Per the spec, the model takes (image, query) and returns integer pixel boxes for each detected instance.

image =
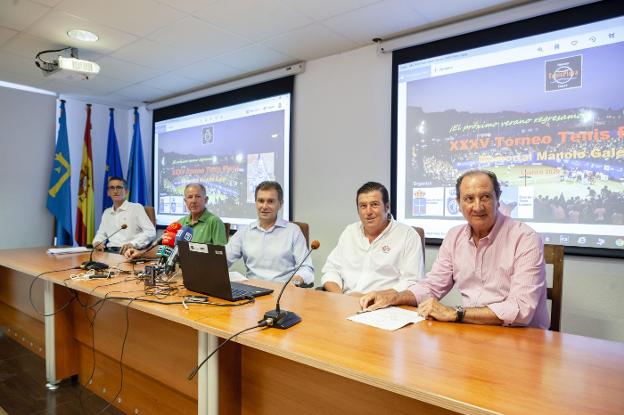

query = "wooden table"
[1,247,623,415]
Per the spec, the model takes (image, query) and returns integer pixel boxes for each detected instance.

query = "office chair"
[144,205,156,226]
[543,244,564,331]
[412,226,425,267]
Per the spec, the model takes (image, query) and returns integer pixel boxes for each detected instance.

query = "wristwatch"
[455,306,465,323]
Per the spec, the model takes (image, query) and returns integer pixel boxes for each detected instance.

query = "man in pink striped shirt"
[360,170,549,329]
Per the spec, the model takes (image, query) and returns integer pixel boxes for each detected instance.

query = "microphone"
[164,226,193,274]
[133,222,182,259]
[261,240,320,329]
[157,230,177,265]
[81,224,128,270]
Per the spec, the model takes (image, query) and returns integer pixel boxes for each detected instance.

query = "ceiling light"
[67,29,98,42]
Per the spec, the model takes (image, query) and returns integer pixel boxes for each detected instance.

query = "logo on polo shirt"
[382,245,391,253]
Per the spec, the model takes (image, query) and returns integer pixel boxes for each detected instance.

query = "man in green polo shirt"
[178,183,227,245]
[125,183,226,259]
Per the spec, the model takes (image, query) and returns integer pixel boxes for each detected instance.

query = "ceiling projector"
[35,47,100,81]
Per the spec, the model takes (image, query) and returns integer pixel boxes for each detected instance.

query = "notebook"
[177,241,274,301]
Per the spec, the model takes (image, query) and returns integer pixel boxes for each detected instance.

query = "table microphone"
[261,240,320,329]
[81,224,127,270]
[164,226,193,274]
[157,231,177,265]
[131,222,181,260]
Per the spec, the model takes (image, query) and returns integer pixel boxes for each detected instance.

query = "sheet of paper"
[229,271,247,282]
[347,307,425,331]
[47,246,90,255]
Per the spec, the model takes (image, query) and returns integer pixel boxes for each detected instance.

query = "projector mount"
[35,46,77,73]
[35,46,100,80]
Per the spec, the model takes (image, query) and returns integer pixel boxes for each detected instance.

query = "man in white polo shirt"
[92,177,155,254]
[321,182,424,296]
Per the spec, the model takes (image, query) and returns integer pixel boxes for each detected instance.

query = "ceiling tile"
[0,51,49,84]
[56,0,186,37]
[0,0,529,105]
[26,11,138,53]
[114,83,170,102]
[0,0,51,31]
[110,38,202,72]
[31,0,64,6]
[169,58,242,82]
[265,24,358,61]
[93,56,163,83]
[39,78,101,96]
[409,0,513,22]
[213,44,293,72]
[159,0,218,14]
[96,93,143,107]
[140,73,205,93]
[0,26,18,47]
[53,74,132,95]
[148,16,250,58]
[324,0,429,44]
[287,0,381,21]
[0,71,48,88]
[196,0,312,40]
[3,33,69,60]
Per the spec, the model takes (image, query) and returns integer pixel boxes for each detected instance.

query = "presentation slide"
[153,93,290,227]
[394,11,624,253]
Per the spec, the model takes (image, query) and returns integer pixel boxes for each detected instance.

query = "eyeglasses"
[108,186,125,191]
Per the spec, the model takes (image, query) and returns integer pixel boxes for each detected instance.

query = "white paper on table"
[47,246,90,255]
[347,307,425,331]
[229,271,247,282]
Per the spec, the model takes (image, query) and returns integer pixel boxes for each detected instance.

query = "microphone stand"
[261,241,319,329]
[81,224,127,270]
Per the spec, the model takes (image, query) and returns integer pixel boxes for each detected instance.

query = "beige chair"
[543,244,564,332]
[224,222,231,241]
[412,226,426,266]
[293,221,310,247]
[292,221,313,288]
[143,205,156,226]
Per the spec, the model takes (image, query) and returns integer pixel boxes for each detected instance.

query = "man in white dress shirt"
[321,182,424,296]
[226,181,314,286]
[92,177,156,254]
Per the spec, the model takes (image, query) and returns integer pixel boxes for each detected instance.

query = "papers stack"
[47,246,89,255]
[347,307,425,330]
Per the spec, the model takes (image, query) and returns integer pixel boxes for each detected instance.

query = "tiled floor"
[0,329,123,415]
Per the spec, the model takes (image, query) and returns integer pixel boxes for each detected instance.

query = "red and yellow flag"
[75,104,95,246]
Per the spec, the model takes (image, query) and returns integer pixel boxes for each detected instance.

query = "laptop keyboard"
[231,287,249,299]
[230,281,267,300]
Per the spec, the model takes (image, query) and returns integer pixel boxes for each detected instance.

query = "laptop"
[177,241,274,301]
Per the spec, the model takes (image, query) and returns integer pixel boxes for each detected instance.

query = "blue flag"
[103,108,124,210]
[46,100,73,246]
[127,107,148,205]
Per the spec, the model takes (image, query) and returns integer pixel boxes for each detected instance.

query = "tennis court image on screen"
[394,12,624,251]
[153,94,291,227]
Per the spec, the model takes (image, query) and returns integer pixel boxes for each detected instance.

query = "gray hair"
[455,170,501,200]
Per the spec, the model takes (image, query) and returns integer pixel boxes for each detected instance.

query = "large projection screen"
[153,77,293,228]
[392,1,624,258]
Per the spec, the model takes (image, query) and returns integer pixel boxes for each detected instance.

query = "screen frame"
[390,0,624,258]
[152,76,294,229]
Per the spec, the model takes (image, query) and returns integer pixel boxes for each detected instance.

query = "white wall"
[293,45,393,270]
[0,88,153,249]
[0,86,56,249]
[291,44,624,343]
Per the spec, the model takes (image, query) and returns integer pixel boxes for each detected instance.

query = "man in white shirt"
[321,182,424,296]
[92,177,156,254]
[226,181,314,286]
